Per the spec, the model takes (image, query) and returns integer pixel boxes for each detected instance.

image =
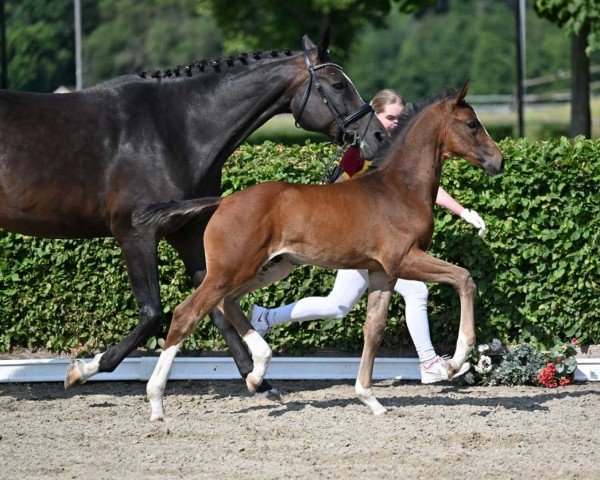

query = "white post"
[74,0,83,90]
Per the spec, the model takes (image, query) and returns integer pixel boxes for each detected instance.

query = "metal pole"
[515,0,525,137]
[0,0,7,89]
[74,0,82,90]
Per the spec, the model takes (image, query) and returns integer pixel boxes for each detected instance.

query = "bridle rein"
[294,49,375,147]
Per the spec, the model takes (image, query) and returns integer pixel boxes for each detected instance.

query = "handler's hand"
[460,209,486,236]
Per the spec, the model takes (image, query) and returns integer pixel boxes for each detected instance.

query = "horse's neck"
[178,58,302,164]
[383,114,444,208]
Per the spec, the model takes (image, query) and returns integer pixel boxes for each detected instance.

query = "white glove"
[460,209,486,236]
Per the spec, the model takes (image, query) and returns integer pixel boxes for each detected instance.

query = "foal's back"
[203,175,420,272]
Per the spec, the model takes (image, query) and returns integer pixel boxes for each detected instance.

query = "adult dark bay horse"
[0,31,386,394]
[135,81,504,420]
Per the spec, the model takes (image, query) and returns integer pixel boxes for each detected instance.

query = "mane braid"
[135,48,295,81]
[368,86,458,169]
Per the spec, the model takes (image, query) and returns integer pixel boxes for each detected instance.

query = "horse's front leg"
[396,247,477,377]
[65,228,163,389]
[355,272,394,415]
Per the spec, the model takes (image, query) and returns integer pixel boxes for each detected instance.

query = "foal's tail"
[132,197,222,233]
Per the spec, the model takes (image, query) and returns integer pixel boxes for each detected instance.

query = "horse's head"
[439,81,504,176]
[291,29,387,160]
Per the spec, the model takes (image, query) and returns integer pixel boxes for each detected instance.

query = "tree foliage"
[84,0,223,85]
[208,0,391,60]
[4,0,582,100]
[348,0,572,100]
[534,0,600,53]
[5,0,98,92]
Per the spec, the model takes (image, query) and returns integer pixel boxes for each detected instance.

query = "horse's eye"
[332,82,345,91]
[467,120,477,130]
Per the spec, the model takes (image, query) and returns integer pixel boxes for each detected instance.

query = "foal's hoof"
[149,413,165,422]
[64,359,86,390]
[254,389,283,406]
[245,373,263,394]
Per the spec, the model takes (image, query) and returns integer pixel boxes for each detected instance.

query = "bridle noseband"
[294,50,375,147]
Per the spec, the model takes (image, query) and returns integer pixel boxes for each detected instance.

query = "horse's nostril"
[374,131,385,143]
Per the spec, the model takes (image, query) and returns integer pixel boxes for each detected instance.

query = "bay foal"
[135,81,504,419]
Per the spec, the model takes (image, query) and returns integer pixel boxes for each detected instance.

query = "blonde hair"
[370,89,405,115]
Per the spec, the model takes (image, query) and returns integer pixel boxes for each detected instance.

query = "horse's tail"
[132,197,222,233]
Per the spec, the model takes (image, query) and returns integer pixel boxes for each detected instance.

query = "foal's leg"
[166,225,278,397]
[220,258,296,395]
[65,229,163,389]
[355,272,394,415]
[146,275,226,421]
[221,298,272,394]
[396,248,477,376]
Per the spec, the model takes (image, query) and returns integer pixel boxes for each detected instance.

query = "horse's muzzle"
[482,155,505,176]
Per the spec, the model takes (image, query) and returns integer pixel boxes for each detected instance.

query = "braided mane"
[136,48,295,80]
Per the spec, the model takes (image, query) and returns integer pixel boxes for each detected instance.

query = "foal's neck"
[381,110,445,208]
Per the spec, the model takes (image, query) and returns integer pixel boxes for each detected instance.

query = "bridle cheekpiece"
[295,49,375,147]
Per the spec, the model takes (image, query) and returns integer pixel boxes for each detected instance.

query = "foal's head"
[437,81,504,176]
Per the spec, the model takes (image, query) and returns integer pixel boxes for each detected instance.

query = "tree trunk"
[570,21,591,138]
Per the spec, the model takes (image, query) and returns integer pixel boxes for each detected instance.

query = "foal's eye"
[467,120,478,130]
[332,82,345,91]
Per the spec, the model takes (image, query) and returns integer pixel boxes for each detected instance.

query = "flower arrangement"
[463,339,579,387]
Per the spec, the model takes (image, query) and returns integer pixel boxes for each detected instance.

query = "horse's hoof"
[149,413,164,422]
[245,373,262,394]
[372,405,388,416]
[254,388,283,406]
[64,359,85,390]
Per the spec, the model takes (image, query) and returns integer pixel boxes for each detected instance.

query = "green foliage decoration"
[0,138,598,355]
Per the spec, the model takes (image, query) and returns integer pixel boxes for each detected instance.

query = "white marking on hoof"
[146,343,181,421]
[355,379,387,415]
[64,353,103,390]
[245,373,260,394]
[149,399,165,422]
[451,332,473,374]
[253,389,283,406]
[243,331,272,392]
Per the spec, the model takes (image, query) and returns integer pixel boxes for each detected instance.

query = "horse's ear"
[452,79,471,104]
[302,34,317,51]
[317,26,331,62]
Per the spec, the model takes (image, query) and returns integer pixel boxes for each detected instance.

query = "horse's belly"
[0,191,109,238]
[0,211,110,238]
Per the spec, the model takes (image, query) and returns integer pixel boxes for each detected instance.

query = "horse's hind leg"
[146,275,226,421]
[396,248,476,377]
[355,272,394,415]
[166,225,279,398]
[65,230,163,389]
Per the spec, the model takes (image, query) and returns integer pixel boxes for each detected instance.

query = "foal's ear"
[451,79,471,104]
[317,26,331,62]
[302,34,317,51]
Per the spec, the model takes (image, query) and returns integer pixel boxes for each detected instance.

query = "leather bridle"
[294,49,375,147]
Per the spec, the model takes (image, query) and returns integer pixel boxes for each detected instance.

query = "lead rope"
[320,142,350,184]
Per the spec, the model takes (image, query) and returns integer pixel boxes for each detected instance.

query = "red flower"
[571,338,579,346]
[537,364,558,388]
[559,377,571,386]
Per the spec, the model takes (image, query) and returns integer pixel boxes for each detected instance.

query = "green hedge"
[1,138,598,354]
